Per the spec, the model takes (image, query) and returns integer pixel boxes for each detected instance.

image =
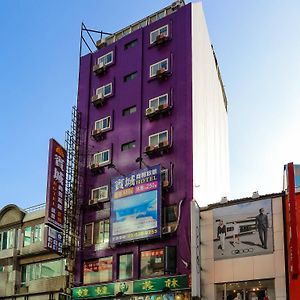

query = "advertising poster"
[213,198,273,260]
[110,165,161,243]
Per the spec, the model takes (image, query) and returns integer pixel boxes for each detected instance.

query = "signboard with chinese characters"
[44,225,63,254]
[45,138,67,231]
[110,165,161,244]
[72,275,189,299]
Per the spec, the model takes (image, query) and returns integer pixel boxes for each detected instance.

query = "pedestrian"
[255,208,268,249]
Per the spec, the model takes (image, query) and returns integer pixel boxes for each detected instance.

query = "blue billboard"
[110,165,161,243]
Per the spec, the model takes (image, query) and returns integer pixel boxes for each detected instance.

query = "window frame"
[118,253,133,280]
[0,229,15,251]
[84,223,94,246]
[97,51,114,67]
[140,248,164,278]
[93,149,111,166]
[148,130,168,147]
[122,106,137,116]
[124,39,138,50]
[94,219,110,247]
[94,116,111,132]
[95,83,113,98]
[149,94,168,110]
[150,25,169,45]
[121,140,136,151]
[91,185,109,203]
[149,59,169,78]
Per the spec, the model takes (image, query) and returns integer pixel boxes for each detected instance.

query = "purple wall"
[75,4,193,285]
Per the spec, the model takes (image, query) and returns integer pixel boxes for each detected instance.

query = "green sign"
[72,275,189,299]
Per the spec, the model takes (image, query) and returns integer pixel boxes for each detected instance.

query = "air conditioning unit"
[93,62,106,74]
[89,199,96,205]
[90,163,97,169]
[91,93,104,103]
[146,107,155,116]
[96,39,107,49]
[171,1,182,10]
[163,226,172,234]
[92,128,102,136]
[158,103,168,111]
[156,34,168,45]
[156,68,166,76]
[159,140,169,148]
[145,145,155,152]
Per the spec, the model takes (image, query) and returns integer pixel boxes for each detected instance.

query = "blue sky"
[0,0,300,209]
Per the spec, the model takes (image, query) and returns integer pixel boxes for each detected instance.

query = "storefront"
[72,275,190,300]
[200,194,286,300]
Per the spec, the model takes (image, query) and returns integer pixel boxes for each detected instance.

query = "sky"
[0,0,300,209]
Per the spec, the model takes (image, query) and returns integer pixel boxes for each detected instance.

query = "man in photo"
[217,220,226,255]
[255,208,268,249]
[233,221,240,245]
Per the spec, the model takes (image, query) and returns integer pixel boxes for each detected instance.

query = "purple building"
[72,1,229,299]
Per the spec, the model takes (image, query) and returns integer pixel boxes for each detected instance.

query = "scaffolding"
[64,106,81,291]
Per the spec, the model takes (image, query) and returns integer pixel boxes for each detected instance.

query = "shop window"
[83,257,113,284]
[90,185,109,205]
[97,51,113,66]
[149,130,168,147]
[124,39,138,50]
[122,140,136,151]
[123,105,137,116]
[140,249,164,277]
[84,223,94,246]
[23,224,43,247]
[150,25,169,45]
[94,219,110,247]
[21,259,66,284]
[0,229,14,250]
[149,59,168,78]
[118,253,133,280]
[124,71,137,82]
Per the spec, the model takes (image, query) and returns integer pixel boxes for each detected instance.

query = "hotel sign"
[45,138,67,231]
[110,165,161,244]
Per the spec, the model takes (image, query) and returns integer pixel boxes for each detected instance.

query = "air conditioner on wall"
[146,107,155,115]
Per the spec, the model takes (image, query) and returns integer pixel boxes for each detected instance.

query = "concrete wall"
[200,196,286,299]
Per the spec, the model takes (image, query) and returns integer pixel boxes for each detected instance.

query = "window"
[149,130,168,147]
[124,71,137,82]
[94,220,109,246]
[95,116,111,132]
[165,205,177,224]
[0,265,13,282]
[84,223,94,246]
[121,141,136,151]
[150,25,168,44]
[97,51,113,66]
[140,249,164,277]
[91,185,109,203]
[0,229,14,250]
[161,168,169,183]
[23,224,43,246]
[149,94,168,110]
[119,253,133,280]
[93,149,110,166]
[124,39,138,50]
[21,259,66,284]
[123,106,137,116]
[83,257,113,284]
[150,59,168,78]
[95,83,112,98]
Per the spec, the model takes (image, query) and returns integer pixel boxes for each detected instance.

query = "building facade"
[0,204,68,300]
[200,193,287,300]
[72,1,229,299]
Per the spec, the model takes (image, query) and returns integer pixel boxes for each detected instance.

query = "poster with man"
[213,198,273,260]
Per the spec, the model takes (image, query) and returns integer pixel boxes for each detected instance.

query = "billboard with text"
[110,165,161,244]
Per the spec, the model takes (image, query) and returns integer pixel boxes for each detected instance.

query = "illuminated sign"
[45,138,67,231]
[110,165,161,243]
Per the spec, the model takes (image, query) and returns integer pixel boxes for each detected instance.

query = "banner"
[110,165,161,243]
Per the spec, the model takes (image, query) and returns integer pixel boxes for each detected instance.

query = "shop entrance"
[216,279,274,300]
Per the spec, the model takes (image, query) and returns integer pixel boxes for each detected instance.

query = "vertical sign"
[44,138,67,253]
[287,162,299,279]
[110,165,161,244]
